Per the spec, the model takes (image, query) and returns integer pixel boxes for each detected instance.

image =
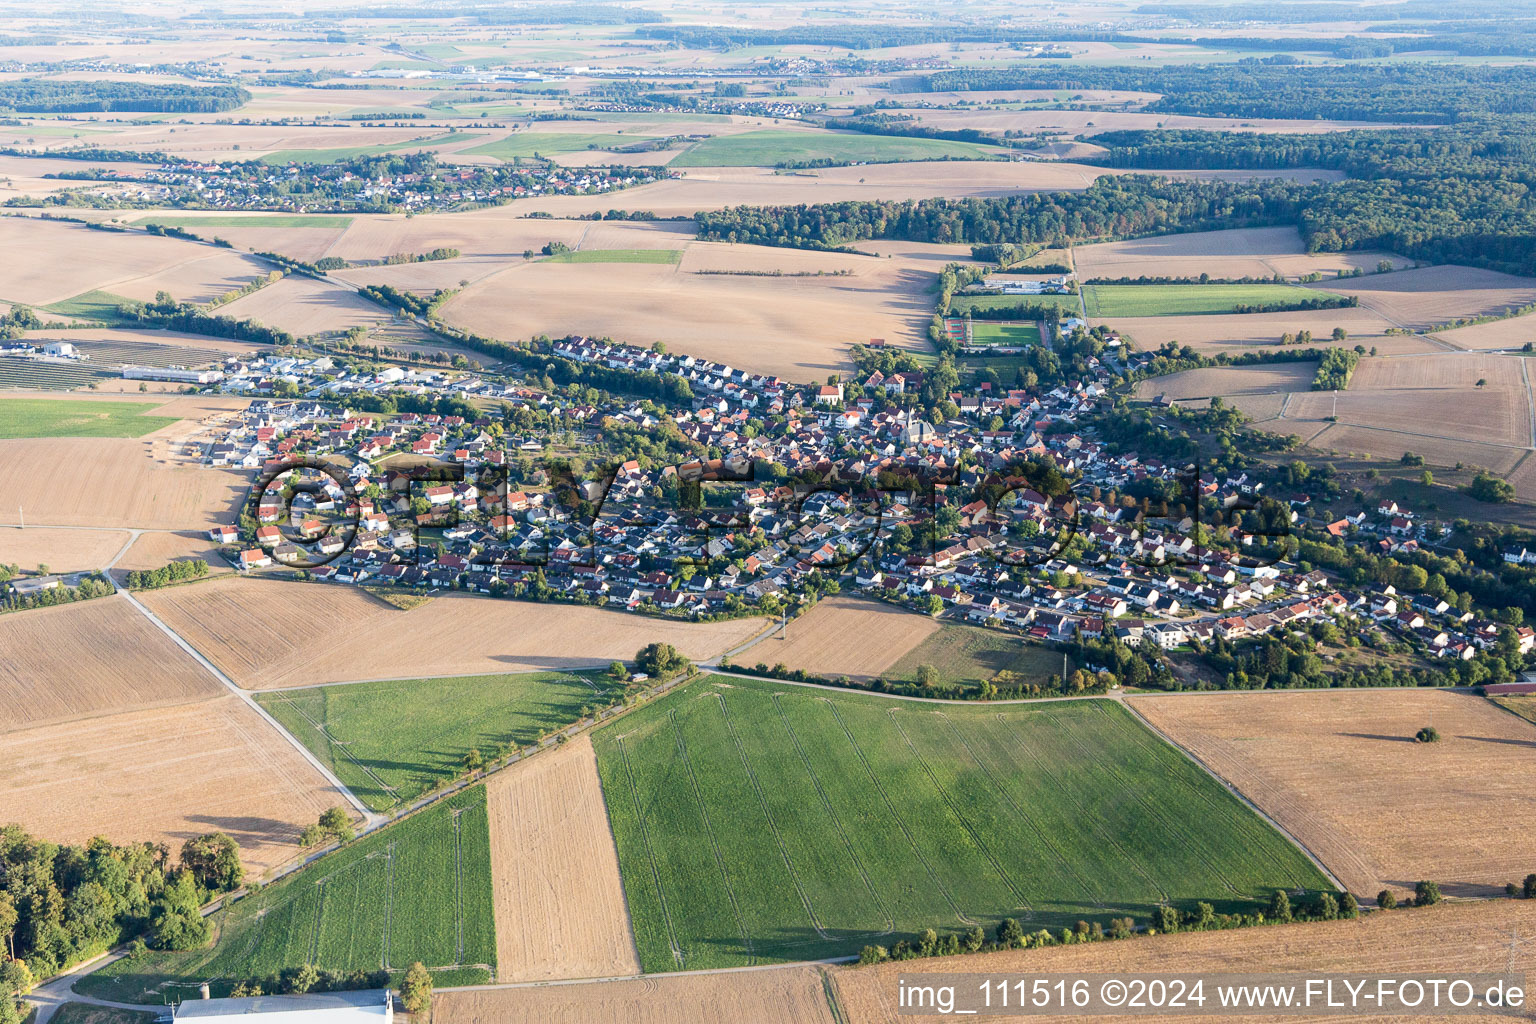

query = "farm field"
[259,131,463,165]
[669,130,1007,167]
[834,899,1536,1024]
[1132,363,1319,402]
[41,290,137,324]
[756,596,939,680]
[1082,283,1347,318]
[593,676,1328,972]
[463,132,657,161]
[0,397,180,438]
[1311,265,1536,329]
[113,528,232,574]
[0,596,221,732]
[886,625,1069,690]
[0,693,343,875]
[1491,693,1536,726]
[1099,307,1405,354]
[0,438,249,529]
[1434,311,1536,351]
[1130,689,1536,901]
[441,241,936,379]
[255,670,610,811]
[1072,227,1403,281]
[214,274,403,335]
[0,525,127,572]
[77,788,496,1003]
[542,248,681,264]
[139,576,770,688]
[437,964,838,1024]
[484,734,641,983]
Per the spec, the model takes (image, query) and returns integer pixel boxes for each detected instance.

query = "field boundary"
[1120,696,1349,894]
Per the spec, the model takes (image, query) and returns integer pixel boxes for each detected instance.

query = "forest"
[0,80,248,114]
[921,62,1536,122]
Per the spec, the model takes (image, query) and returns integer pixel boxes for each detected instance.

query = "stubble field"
[834,899,1536,1024]
[1129,690,1536,901]
[0,525,128,573]
[139,576,770,688]
[759,596,940,680]
[593,676,1327,973]
[1073,227,1402,281]
[484,734,642,983]
[1,693,343,875]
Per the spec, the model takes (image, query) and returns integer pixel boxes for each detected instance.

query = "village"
[149,332,1534,683]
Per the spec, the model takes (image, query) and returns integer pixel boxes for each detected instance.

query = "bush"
[1415,726,1441,743]
[1377,889,1398,910]
[1414,880,1442,906]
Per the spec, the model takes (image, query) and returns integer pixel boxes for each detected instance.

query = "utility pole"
[16,505,21,529]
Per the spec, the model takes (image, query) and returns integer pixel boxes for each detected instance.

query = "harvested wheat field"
[1100,308,1403,354]
[1132,363,1317,402]
[437,965,838,1024]
[1312,266,1536,329]
[0,693,342,874]
[324,213,590,263]
[110,249,271,305]
[0,217,233,307]
[140,576,770,688]
[114,529,233,574]
[761,596,939,680]
[0,526,128,573]
[485,734,640,983]
[215,274,400,335]
[0,595,221,732]
[1434,312,1536,352]
[507,161,1118,219]
[1304,422,1528,475]
[1281,385,1531,448]
[1348,352,1520,390]
[0,439,249,529]
[834,899,1536,1024]
[1074,227,1402,282]
[441,244,934,379]
[1130,690,1536,901]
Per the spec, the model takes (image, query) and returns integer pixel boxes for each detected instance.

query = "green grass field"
[129,214,355,229]
[41,290,136,324]
[260,133,462,165]
[0,398,180,439]
[669,130,1007,167]
[966,322,1042,347]
[76,789,496,1002]
[951,293,1079,316]
[463,132,656,161]
[541,248,681,265]
[593,675,1330,972]
[1082,283,1348,317]
[256,671,611,812]
[887,625,1066,688]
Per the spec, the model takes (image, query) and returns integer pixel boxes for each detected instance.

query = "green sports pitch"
[592,675,1330,972]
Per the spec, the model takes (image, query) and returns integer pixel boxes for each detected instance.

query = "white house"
[174,989,392,1023]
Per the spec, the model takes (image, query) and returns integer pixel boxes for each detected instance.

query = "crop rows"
[592,676,1329,973]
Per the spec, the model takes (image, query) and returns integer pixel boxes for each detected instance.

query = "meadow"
[1082,283,1348,317]
[255,671,613,812]
[669,130,1007,168]
[592,676,1329,973]
[886,625,1068,689]
[77,788,497,1002]
[464,133,655,161]
[950,293,1078,317]
[41,290,136,324]
[542,248,682,265]
[0,398,180,439]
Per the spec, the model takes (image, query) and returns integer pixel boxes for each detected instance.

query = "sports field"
[77,788,497,1002]
[0,398,180,439]
[255,671,614,812]
[592,676,1328,973]
[542,249,682,265]
[966,322,1041,346]
[1082,283,1348,317]
[669,130,1006,168]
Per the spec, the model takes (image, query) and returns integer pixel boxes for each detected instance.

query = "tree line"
[125,559,210,591]
[0,80,248,114]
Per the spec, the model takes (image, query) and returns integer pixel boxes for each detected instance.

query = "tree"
[1415,726,1441,743]
[1420,469,1433,486]
[916,663,940,687]
[1414,880,1442,905]
[1467,471,1515,504]
[607,660,627,681]
[150,871,212,950]
[1157,905,1181,933]
[1377,889,1397,910]
[319,806,355,843]
[181,833,244,893]
[1268,889,1292,922]
[962,925,985,952]
[996,918,1024,948]
[1523,874,1536,899]
[925,594,944,616]
[635,642,690,679]
[399,961,433,1015]
[462,748,484,772]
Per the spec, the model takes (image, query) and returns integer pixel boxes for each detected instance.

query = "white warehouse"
[173,989,393,1023]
